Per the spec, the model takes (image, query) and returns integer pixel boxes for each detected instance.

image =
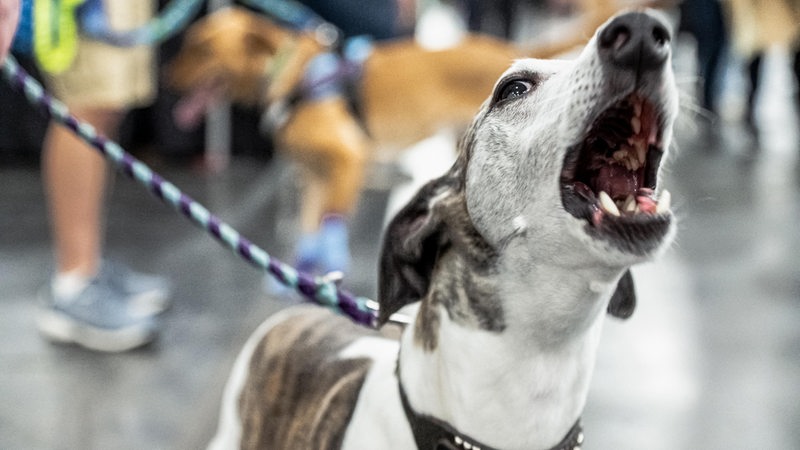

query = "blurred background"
[1,0,799,448]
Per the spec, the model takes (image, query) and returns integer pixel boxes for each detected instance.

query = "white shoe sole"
[129,290,171,317]
[36,308,157,353]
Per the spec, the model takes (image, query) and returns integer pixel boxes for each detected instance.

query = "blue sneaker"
[99,261,172,316]
[36,267,163,353]
[294,215,351,275]
[264,216,351,295]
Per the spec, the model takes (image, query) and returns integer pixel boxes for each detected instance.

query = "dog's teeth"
[628,154,640,171]
[624,195,636,213]
[635,140,647,164]
[599,191,620,216]
[634,101,642,117]
[631,116,641,134]
[656,189,671,213]
[613,150,627,162]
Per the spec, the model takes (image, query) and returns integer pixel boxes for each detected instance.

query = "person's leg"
[746,52,763,129]
[680,0,728,113]
[499,0,515,40]
[793,44,800,113]
[35,0,167,352]
[42,107,123,278]
[464,0,484,33]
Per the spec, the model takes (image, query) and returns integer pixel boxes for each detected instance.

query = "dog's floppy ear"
[607,270,636,319]
[377,178,456,325]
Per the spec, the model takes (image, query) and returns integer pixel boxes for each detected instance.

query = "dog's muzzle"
[560,11,675,255]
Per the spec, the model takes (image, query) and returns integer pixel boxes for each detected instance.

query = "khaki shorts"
[45,0,156,109]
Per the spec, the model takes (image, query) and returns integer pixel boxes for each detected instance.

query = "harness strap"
[261,35,373,134]
[398,380,585,450]
[33,0,85,74]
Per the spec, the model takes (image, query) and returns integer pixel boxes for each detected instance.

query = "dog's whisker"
[678,96,717,124]
[673,74,704,85]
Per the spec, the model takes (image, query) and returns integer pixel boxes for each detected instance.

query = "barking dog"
[209,9,678,450]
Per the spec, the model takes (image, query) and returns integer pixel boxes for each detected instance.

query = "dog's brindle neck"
[412,191,504,350]
[398,193,622,449]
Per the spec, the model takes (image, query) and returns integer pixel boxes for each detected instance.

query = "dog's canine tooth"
[634,139,647,165]
[599,191,620,216]
[631,116,641,134]
[624,195,636,213]
[634,100,643,117]
[656,189,671,213]
[628,153,640,171]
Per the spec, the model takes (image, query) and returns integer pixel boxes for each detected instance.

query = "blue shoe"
[318,215,350,274]
[293,216,351,275]
[99,261,172,316]
[36,268,162,353]
[264,216,351,295]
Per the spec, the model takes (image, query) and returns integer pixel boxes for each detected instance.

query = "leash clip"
[365,299,413,327]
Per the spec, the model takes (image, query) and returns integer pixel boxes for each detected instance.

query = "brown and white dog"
[207,9,678,450]
[167,3,670,274]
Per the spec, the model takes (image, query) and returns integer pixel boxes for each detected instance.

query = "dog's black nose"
[598,11,671,72]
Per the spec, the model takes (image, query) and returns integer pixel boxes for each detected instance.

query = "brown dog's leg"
[279,97,369,231]
[298,176,326,233]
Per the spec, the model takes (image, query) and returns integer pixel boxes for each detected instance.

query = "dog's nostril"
[599,24,631,51]
[652,24,670,47]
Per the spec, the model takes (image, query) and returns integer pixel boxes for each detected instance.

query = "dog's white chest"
[339,337,417,449]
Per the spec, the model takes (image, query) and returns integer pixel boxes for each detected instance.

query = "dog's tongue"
[173,80,226,130]
[594,164,639,199]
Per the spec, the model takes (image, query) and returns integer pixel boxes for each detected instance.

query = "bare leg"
[42,107,124,277]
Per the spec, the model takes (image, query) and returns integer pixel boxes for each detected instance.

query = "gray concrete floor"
[2,40,800,450]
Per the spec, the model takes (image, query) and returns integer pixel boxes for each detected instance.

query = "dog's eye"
[498,79,533,102]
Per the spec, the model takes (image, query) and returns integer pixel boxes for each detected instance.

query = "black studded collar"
[398,380,585,450]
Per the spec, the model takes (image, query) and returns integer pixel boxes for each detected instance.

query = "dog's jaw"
[465,15,678,271]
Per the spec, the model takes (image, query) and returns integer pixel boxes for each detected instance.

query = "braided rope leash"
[2,55,378,327]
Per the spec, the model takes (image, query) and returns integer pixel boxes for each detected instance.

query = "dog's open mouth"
[560,94,671,247]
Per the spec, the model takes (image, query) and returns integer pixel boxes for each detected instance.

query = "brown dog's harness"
[262,36,373,133]
[398,380,585,450]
